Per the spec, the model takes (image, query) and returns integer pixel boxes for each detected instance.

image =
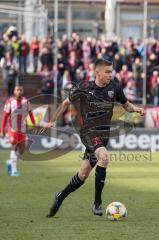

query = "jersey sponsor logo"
[92,137,103,147]
[88,91,94,96]
[0,130,158,153]
[108,91,114,98]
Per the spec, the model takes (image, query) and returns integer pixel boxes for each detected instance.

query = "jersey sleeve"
[115,84,127,104]
[29,111,36,127]
[68,86,81,102]
[27,100,32,113]
[27,100,36,127]
[3,99,11,113]
[1,99,10,133]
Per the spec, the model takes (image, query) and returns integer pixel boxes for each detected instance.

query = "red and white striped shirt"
[1,96,35,133]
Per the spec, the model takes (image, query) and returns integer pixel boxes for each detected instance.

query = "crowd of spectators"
[1,26,159,107]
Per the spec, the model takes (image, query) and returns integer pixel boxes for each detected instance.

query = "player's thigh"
[78,159,93,180]
[94,146,109,168]
[9,132,26,154]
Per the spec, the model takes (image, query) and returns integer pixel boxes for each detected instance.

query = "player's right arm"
[40,85,79,132]
[0,99,11,138]
[46,97,71,128]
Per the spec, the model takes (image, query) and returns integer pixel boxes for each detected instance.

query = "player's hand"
[38,122,56,135]
[46,122,55,128]
[0,132,5,138]
[135,107,146,116]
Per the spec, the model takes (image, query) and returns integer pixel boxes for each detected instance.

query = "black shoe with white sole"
[46,192,63,218]
[92,202,103,216]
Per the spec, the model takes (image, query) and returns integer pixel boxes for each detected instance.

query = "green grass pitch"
[0,150,159,240]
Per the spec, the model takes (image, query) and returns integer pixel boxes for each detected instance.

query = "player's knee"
[98,157,109,168]
[96,148,109,167]
[78,169,90,181]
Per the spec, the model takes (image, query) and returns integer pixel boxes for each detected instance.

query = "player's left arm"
[115,84,145,116]
[27,100,36,127]
[0,112,9,137]
[28,111,36,127]
[0,99,11,138]
[122,101,145,116]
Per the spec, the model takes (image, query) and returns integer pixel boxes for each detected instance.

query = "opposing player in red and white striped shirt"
[0,85,36,176]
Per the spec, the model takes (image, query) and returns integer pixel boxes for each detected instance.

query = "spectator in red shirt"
[19,36,30,73]
[149,70,158,93]
[119,65,130,87]
[85,63,95,82]
[30,37,39,72]
[151,76,159,106]
[67,50,79,82]
[41,65,54,95]
[124,80,137,102]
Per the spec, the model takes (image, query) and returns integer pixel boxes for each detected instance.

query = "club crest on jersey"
[108,91,114,98]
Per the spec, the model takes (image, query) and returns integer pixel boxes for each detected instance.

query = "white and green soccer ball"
[106,202,127,221]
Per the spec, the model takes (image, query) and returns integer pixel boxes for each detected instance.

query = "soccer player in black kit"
[46,59,145,217]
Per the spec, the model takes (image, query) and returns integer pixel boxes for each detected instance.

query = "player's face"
[95,65,113,85]
[14,86,24,98]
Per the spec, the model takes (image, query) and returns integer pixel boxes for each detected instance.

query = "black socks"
[59,173,84,201]
[95,165,107,204]
[57,166,106,205]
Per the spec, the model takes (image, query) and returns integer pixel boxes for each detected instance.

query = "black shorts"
[82,138,109,168]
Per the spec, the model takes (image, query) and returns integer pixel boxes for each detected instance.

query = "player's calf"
[47,160,93,217]
[78,167,91,181]
[93,147,109,214]
[47,172,85,218]
[10,149,19,176]
[78,170,89,181]
[78,159,93,181]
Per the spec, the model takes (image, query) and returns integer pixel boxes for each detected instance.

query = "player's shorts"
[8,131,27,145]
[82,137,109,168]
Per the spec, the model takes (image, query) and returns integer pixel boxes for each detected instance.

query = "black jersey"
[69,80,127,123]
[69,80,127,150]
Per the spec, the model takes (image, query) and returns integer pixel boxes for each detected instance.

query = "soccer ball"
[106,202,127,221]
